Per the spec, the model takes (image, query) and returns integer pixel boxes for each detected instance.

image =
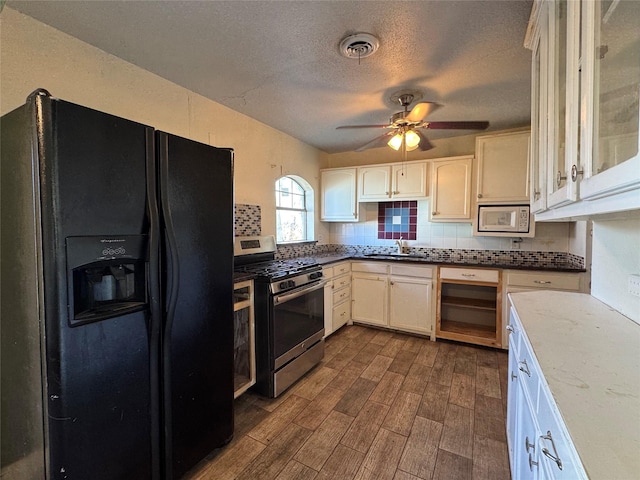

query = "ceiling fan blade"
[414,130,434,151]
[422,121,490,130]
[336,124,393,129]
[355,132,395,152]
[406,102,439,122]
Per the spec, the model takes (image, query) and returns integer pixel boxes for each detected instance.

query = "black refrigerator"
[0,90,234,479]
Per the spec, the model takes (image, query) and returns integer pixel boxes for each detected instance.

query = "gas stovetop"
[234,257,320,280]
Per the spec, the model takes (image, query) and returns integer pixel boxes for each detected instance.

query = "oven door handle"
[273,280,327,305]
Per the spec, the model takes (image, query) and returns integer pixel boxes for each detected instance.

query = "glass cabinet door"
[547,0,580,208]
[580,0,640,199]
[530,2,548,214]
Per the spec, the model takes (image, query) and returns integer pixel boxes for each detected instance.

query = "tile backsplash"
[234,203,261,236]
[330,200,573,253]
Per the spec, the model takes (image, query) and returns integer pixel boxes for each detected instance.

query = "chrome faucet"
[395,237,404,254]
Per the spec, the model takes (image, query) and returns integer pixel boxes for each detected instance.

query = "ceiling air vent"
[339,33,380,60]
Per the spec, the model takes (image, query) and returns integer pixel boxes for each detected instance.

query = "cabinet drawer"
[333,285,351,304]
[516,334,540,404]
[332,262,351,276]
[440,267,499,283]
[506,271,581,291]
[322,266,334,278]
[537,386,585,478]
[352,262,389,274]
[333,273,351,290]
[390,264,434,278]
[333,300,351,330]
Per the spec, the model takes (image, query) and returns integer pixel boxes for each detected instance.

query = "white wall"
[591,215,640,323]
[0,7,330,243]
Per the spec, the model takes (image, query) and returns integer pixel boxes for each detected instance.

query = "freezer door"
[34,94,159,479]
[157,132,234,479]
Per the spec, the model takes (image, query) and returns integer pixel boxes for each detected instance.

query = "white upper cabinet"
[475,130,531,203]
[391,162,429,199]
[320,167,358,222]
[579,0,640,201]
[358,165,391,201]
[525,0,640,220]
[430,156,473,222]
[358,161,428,202]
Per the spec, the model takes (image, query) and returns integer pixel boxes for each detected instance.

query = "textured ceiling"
[8,0,534,153]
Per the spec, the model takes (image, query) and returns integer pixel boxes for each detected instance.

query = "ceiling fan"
[336,92,490,152]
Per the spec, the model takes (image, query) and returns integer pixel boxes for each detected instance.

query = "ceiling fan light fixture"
[387,133,404,150]
[387,130,421,151]
[404,130,421,150]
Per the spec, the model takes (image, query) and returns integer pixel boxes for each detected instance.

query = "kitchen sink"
[363,253,426,259]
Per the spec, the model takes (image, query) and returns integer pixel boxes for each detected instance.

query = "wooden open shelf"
[437,319,499,347]
[440,296,496,311]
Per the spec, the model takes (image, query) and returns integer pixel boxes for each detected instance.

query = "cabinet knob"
[477,193,483,199]
[432,211,438,215]
[525,436,535,453]
[510,371,518,381]
[528,453,539,471]
[571,164,584,183]
[506,325,514,333]
[556,170,567,188]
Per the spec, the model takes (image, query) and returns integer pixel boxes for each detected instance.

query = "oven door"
[272,280,325,369]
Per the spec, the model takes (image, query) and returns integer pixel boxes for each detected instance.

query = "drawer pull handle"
[528,453,539,471]
[518,360,531,377]
[506,325,514,333]
[510,371,517,381]
[541,431,563,470]
[461,273,476,278]
[534,280,552,284]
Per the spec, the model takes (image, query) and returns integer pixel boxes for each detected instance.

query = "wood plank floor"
[187,325,511,480]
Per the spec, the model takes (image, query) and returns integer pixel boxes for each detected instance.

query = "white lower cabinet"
[351,263,388,327]
[507,305,588,479]
[352,262,435,337]
[501,270,585,348]
[388,265,434,335]
[323,262,352,337]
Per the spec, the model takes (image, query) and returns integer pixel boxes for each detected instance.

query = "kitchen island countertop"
[509,291,640,480]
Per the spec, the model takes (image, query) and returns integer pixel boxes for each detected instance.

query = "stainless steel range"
[234,235,325,397]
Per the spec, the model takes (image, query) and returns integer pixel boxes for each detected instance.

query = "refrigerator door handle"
[145,127,162,480]
[158,133,181,321]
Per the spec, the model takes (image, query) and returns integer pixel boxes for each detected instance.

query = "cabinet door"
[430,156,473,221]
[546,0,580,209]
[389,276,432,335]
[529,7,549,213]
[351,272,388,326]
[358,165,391,201]
[332,299,351,331]
[323,280,334,337]
[476,131,531,203]
[321,168,358,221]
[392,162,428,199]
[579,0,640,201]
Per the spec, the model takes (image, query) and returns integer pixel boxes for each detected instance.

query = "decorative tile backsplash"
[234,204,261,236]
[378,201,417,240]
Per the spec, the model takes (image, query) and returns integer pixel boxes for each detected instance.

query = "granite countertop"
[508,291,640,479]
[308,252,586,273]
[233,271,256,283]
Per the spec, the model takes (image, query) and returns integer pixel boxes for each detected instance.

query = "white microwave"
[474,205,534,237]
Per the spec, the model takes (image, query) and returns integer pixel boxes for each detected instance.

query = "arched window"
[275,175,314,243]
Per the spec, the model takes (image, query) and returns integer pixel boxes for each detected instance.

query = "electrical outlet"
[629,274,640,297]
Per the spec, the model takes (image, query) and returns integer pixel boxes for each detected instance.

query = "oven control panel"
[270,269,324,294]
